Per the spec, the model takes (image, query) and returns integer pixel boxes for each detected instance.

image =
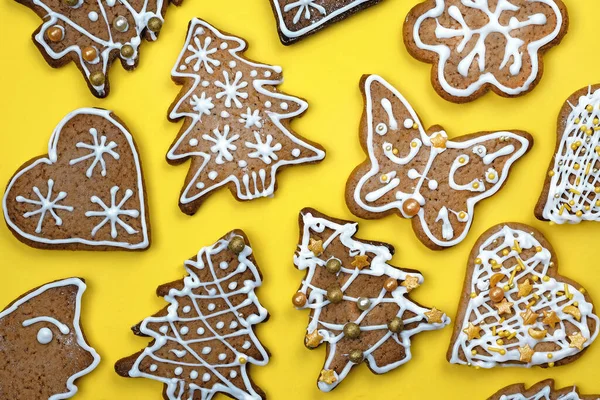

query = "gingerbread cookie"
[16,0,169,97]
[167,19,326,215]
[115,230,270,400]
[536,85,600,224]
[346,75,532,250]
[3,108,150,250]
[448,223,599,368]
[488,379,599,400]
[404,0,568,103]
[268,0,382,45]
[293,208,450,392]
[0,278,100,399]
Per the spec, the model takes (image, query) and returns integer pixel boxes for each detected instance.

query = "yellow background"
[0,0,598,398]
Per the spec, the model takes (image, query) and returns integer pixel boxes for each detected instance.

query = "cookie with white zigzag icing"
[488,379,599,400]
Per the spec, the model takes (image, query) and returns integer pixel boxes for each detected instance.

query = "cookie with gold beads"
[293,208,449,392]
[448,222,599,368]
[346,74,533,250]
[487,379,599,400]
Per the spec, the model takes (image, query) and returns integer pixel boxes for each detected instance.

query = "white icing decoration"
[352,75,531,248]
[189,139,199,147]
[88,11,98,22]
[245,133,282,164]
[499,385,584,400]
[85,186,140,238]
[215,71,248,108]
[190,92,214,119]
[449,226,600,368]
[185,36,220,73]
[2,278,100,399]
[123,233,269,400]
[295,211,450,392]
[292,149,301,157]
[411,0,564,99]
[69,128,120,178]
[15,179,74,233]
[240,108,262,129]
[202,125,239,164]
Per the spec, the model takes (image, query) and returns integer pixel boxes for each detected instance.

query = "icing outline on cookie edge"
[2,108,149,249]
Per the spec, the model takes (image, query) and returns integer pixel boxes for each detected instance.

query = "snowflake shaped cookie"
[268,0,384,45]
[167,19,325,215]
[3,108,150,250]
[448,223,599,368]
[404,0,568,102]
[116,230,270,400]
[293,208,449,392]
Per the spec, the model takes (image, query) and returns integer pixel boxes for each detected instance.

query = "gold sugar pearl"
[547,353,553,359]
[475,258,482,265]
[120,44,135,58]
[411,141,418,148]
[535,246,543,252]
[587,105,594,112]
[239,356,247,364]
[532,276,539,282]
[392,148,399,155]
[228,236,246,254]
[471,349,477,356]
[46,26,63,42]
[502,249,509,256]
[574,164,581,170]
[472,182,480,189]
[496,339,504,345]
[82,46,98,62]
[292,292,307,307]
[576,211,583,217]
[470,292,477,299]
[543,276,550,282]
[89,71,105,87]
[147,16,163,33]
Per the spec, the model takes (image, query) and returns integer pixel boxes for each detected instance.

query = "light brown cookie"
[346,74,532,250]
[16,0,169,97]
[293,208,449,392]
[403,0,569,103]
[0,278,100,399]
[448,223,599,368]
[3,108,150,250]
[115,230,270,400]
[166,18,325,215]
[268,0,382,45]
[488,379,599,400]
[535,84,600,224]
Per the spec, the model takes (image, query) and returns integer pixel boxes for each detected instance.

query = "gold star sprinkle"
[493,298,513,315]
[351,255,370,270]
[462,323,481,341]
[308,238,324,256]
[305,330,323,349]
[518,344,535,363]
[319,369,337,385]
[542,310,561,329]
[401,275,420,292]
[430,133,448,149]
[569,332,586,350]
[520,309,539,325]
[425,307,444,324]
[517,279,533,298]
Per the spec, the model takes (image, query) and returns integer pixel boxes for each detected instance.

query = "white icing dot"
[182,306,191,313]
[242,341,251,349]
[195,28,205,35]
[37,327,53,344]
[197,327,205,335]
[190,370,198,379]
[218,353,227,361]
[189,138,198,146]
[428,180,438,190]
[159,326,169,334]
[203,373,211,382]
[265,101,272,108]
[291,149,300,157]
[221,111,230,118]
[202,346,211,354]
[196,182,205,189]
[238,160,248,168]
[220,261,229,269]
[229,61,236,68]
[208,303,216,311]
[174,367,183,376]
[208,171,218,180]
[180,326,189,335]
[228,282,238,290]
[220,42,228,50]
[207,288,217,296]
[179,65,187,71]
[264,71,272,78]
[149,364,158,372]
[403,118,414,129]
[230,371,238,378]
[280,102,288,110]
[202,80,210,87]
[216,321,225,329]
[88,11,98,22]
[230,321,238,329]
[250,70,257,77]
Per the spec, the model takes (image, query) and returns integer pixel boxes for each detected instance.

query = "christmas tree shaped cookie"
[0,278,100,399]
[167,19,325,215]
[16,0,169,97]
[3,108,150,250]
[488,379,599,400]
[346,75,532,250]
[292,208,450,392]
[115,230,270,400]
[536,85,600,224]
[449,223,599,368]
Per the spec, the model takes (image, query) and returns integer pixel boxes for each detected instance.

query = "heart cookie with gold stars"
[448,222,599,368]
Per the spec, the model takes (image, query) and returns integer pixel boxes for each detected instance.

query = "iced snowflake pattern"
[85,186,140,238]
[15,179,74,233]
[284,0,327,24]
[240,108,262,129]
[203,125,240,164]
[185,35,220,74]
[190,92,215,119]
[69,128,120,178]
[215,71,249,108]
[245,132,282,164]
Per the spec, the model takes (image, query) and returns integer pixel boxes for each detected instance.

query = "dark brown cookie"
[3,108,150,251]
[403,0,569,103]
[115,230,270,400]
[346,74,532,250]
[488,379,599,400]
[448,223,598,368]
[15,0,169,97]
[166,18,325,215]
[292,208,449,392]
[535,84,600,224]
[0,278,100,399]
[268,0,382,45]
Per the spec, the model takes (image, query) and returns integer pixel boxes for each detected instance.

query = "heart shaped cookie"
[448,223,598,368]
[3,108,150,250]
